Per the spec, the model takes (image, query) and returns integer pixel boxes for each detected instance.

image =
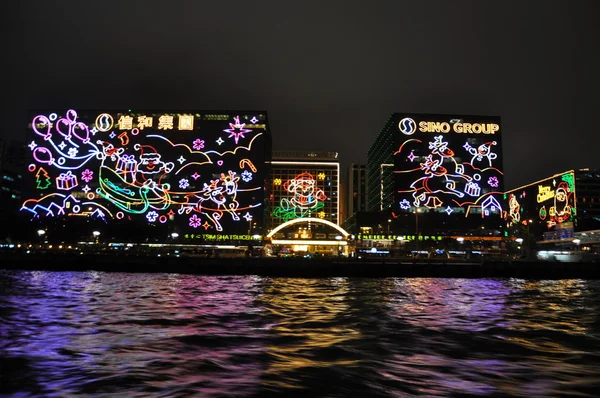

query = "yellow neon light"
[271,239,348,246]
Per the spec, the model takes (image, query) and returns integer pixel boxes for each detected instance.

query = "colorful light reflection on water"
[1,271,599,397]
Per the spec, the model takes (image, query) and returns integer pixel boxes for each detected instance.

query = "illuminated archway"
[267,217,349,238]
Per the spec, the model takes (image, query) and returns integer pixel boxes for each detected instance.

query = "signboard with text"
[393,113,504,231]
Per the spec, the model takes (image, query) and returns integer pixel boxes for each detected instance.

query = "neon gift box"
[56,171,78,190]
[116,154,137,182]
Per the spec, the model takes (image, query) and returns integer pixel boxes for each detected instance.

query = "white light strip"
[271,239,348,246]
[266,217,350,237]
[272,160,340,224]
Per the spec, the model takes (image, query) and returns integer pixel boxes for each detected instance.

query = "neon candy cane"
[239,159,257,172]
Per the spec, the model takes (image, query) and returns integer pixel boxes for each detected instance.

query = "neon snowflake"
[189,214,202,228]
[399,199,411,210]
[241,170,253,182]
[223,115,252,144]
[67,147,78,157]
[146,211,159,222]
[81,169,93,182]
[179,178,190,189]
[192,139,205,150]
[488,176,499,188]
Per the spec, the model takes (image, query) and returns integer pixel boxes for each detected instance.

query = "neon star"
[90,127,98,136]
[250,116,258,124]
[399,199,411,210]
[58,142,67,150]
[177,156,186,164]
[191,172,200,180]
[445,206,454,215]
[216,137,224,145]
[243,212,253,221]
[223,115,252,144]
[408,152,416,162]
[28,141,37,150]
[167,209,175,217]
[202,221,211,230]
[82,185,91,193]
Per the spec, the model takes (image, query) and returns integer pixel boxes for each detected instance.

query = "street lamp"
[387,219,392,235]
[335,235,343,256]
[515,238,524,257]
[414,207,422,250]
[573,239,581,250]
[92,230,100,244]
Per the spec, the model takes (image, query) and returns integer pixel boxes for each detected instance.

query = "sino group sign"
[22,110,270,237]
[394,113,504,223]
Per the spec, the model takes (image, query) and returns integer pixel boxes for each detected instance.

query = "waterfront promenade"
[3,250,600,279]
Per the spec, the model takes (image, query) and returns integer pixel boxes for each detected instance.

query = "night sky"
[4,0,599,189]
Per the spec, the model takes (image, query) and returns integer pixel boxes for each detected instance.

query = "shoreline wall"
[3,252,600,279]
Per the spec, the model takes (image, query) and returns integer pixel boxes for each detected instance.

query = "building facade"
[365,113,505,245]
[22,109,271,243]
[268,150,340,229]
[504,168,600,245]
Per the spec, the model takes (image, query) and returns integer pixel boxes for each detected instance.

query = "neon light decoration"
[393,114,504,220]
[504,170,576,233]
[273,172,327,222]
[22,110,269,237]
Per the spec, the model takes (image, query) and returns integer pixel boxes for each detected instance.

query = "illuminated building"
[367,113,505,240]
[504,169,600,247]
[268,150,340,229]
[21,110,271,243]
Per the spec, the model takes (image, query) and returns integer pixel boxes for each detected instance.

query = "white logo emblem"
[398,117,417,135]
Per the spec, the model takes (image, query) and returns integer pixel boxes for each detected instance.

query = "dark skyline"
[4,0,599,189]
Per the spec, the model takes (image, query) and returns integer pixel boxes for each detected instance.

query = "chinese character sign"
[22,110,269,236]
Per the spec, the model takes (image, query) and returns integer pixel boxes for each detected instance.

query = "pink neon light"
[32,147,54,165]
[189,214,202,228]
[223,116,251,144]
[32,115,52,141]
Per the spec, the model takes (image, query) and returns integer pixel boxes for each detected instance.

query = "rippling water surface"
[1,270,600,397]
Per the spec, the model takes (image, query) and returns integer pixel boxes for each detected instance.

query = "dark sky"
[3,0,599,189]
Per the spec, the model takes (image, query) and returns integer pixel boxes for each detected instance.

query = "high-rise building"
[343,163,367,232]
[366,115,395,212]
[367,113,505,237]
[268,150,340,229]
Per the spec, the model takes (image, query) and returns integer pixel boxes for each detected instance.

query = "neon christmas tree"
[35,167,51,190]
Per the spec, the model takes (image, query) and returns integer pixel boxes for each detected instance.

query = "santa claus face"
[138,153,163,174]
